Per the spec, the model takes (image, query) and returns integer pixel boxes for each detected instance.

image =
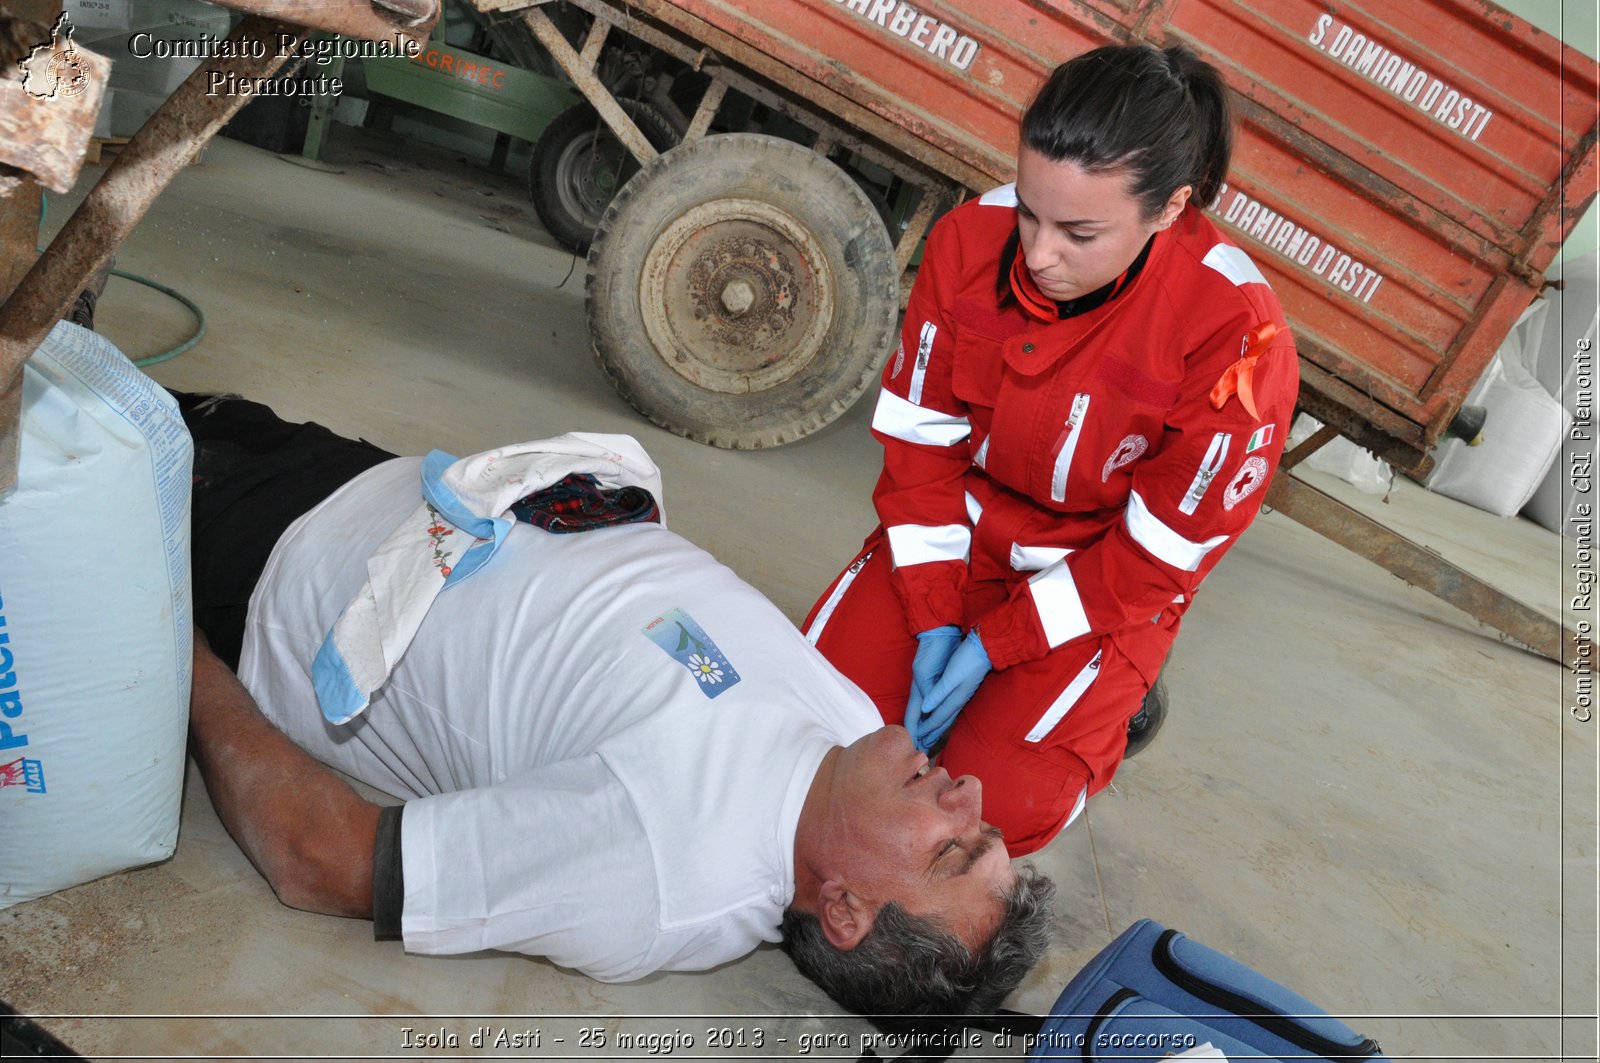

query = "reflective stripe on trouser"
[802,535,1157,857]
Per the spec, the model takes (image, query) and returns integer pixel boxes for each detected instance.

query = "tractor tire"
[530,99,679,255]
[585,134,899,449]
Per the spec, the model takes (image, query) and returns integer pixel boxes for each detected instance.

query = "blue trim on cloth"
[313,625,367,724]
[421,449,511,587]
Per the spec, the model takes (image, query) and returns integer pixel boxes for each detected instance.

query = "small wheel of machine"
[585,134,899,449]
[530,100,679,255]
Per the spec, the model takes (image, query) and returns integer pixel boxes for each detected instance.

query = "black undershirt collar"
[996,229,1157,320]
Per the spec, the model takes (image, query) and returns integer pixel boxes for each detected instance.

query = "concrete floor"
[2,129,1594,1063]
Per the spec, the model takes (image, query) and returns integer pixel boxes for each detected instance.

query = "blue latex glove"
[906,625,963,725]
[910,629,991,752]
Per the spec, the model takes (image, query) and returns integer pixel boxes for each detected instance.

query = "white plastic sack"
[0,322,193,909]
[1521,251,1598,537]
[1424,301,1572,518]
[1285,414,1393,495]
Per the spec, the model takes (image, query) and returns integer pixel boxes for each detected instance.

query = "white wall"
[1497,0,1598,262]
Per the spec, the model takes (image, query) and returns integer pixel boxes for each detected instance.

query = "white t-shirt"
[238,458,880,981]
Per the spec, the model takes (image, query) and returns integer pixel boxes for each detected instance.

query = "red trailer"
[495,0,1595,468]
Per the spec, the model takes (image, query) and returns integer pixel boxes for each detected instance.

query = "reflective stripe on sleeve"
[1202,243,1268,287]
[979,183,1018,207]
[1125,491,1230,572]
[804,551,872,645]
[964,491,984,527]
[1028,561,1091,648]
[886,523,971,567]
[872,388,971,447]
[1009,543,1072,572]
[973,434,990,468]
[1024,649,1102,742]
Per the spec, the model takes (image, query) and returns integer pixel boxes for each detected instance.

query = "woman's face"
[1013,146,1191,302]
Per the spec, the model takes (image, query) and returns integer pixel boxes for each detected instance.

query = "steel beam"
[1266,473,1586,666]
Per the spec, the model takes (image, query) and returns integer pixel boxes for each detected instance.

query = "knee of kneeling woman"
[944,741,1089,858]
[993,780,1088,857]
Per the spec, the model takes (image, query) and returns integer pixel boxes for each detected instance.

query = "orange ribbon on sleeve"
[1208,322,1283,419]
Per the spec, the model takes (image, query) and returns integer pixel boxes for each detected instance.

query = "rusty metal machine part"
[213,0,437,49]
[639,199,835,394]
[0,0,441,495]
[512,0,956,278]
[0,7,110,197]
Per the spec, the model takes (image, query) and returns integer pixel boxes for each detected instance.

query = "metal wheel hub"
[557,134,627,224]
[639,199,835,394]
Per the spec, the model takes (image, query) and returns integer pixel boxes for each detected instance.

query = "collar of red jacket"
[1000,227,1158,323]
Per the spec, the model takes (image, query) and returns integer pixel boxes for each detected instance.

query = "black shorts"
[177,393,407,939]
[177,392,397,671]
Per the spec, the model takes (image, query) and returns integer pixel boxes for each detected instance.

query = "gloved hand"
[909,629,991,752]
[906,625,963,724]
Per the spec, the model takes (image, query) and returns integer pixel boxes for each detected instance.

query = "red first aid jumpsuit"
[804,187,1299,855]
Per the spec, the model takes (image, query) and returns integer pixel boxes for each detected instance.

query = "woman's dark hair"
[1021,43,1233,219]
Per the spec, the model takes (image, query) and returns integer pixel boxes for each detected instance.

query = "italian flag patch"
[1246,425,1274,453]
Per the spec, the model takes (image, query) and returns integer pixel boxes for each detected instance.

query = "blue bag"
[1025,919,1388,1061]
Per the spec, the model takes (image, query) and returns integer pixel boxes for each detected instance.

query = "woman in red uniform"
[804,43,1299,856]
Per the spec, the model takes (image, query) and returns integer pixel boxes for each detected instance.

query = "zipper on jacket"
[804,551,871,645]
[1179,433,1231,515]
[910,321,936,405]
[1151,929,1383,1061]
[1049,393,1091,503]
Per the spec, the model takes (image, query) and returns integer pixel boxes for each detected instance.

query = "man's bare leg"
[189,628,381,918]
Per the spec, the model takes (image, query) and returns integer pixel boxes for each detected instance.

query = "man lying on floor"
[178,393,1055,1024]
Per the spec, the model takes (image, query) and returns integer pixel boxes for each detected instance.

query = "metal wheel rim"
[637,198,836,394]
[554,129,629,230]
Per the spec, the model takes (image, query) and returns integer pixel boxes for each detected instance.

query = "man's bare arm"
[189,629,382,918]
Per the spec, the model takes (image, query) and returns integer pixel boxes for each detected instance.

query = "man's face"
[827,726,1015,950]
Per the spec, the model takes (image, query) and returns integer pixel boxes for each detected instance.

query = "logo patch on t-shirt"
[643,608,742,698]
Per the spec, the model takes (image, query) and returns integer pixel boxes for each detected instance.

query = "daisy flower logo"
[687,653,724,685]
[643,608,742,699]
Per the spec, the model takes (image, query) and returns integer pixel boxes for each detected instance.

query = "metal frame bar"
[684,74,728,142]
[1266,472,1586,666]
[577,14,610,69]
[1279,422,1342,471]
[557,0,956,190]
[895,185,950,276]
[521,6,659,165]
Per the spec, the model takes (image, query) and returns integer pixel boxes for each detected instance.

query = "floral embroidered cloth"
[313,434,665,725]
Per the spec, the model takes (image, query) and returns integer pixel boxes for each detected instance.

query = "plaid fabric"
[510,472,660,533]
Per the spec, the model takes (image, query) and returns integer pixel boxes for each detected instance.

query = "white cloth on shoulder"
[312,433,665,724]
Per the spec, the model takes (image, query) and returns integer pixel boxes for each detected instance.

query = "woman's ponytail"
[1021,43,1234,219]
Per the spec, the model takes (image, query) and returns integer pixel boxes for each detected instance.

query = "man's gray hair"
[780,864,1056,1030]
